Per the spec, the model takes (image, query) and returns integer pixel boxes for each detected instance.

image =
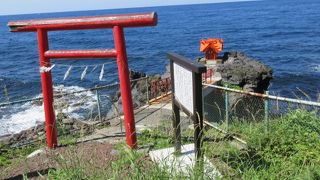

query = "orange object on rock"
[200,39,224,60]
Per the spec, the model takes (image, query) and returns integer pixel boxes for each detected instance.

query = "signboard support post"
[193,70,204,161]
[172,103,181,154]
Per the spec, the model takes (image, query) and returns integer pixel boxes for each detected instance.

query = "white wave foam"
[0,85,97,136]
[312,65,320,72]
[0,103,44,136]
[54,84,96,120]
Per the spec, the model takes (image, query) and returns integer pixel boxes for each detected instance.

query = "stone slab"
[149,144,221,179]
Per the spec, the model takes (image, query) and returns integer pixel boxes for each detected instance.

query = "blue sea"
[0,0,319,135]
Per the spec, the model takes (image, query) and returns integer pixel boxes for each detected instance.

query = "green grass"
[107,148,171,179]
[45,124,208,180]
[221,82,243,90]
[205,109,320,179]
[0,142,41,168]
[138,129,172,148]
[1,109,320,179]
[0,120,91,169]
[46,144,213,180]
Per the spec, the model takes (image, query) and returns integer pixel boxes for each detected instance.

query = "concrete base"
[149,144,221,179]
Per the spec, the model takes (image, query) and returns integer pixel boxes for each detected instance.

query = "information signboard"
[167,53,206,161]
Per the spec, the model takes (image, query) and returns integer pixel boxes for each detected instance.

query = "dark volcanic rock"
[0,114,94,146]
[107,70,150,118]
[217,51,273,93]
[130,70,146,80]
[107,69,165,118]
[203,52,273,123]
[0,123,45,146]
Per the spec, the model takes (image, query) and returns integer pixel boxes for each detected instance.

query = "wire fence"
[3,75,320,149]
[0,76,173,148]
[202,83,320,132]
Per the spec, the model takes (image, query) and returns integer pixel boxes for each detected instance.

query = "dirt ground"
[0,142,116,180]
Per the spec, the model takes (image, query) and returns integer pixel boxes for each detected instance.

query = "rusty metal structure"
[148,69,215,101]
[8,12,158,149]
[202,69,214,84]
[150,77,171,100]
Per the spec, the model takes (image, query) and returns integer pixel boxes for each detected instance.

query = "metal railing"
[202,83,320,132]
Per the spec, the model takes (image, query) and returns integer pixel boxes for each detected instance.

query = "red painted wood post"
[37,29,57,149]
[113,26,137,149]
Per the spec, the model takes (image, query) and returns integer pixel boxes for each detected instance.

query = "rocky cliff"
[202,51,273,123]
[106,70,161,118]
[217,51,272,93]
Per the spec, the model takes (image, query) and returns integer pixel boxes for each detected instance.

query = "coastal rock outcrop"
[202,51,273,123]
[217,51,272,93]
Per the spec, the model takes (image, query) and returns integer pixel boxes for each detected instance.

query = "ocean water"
[0,0,319,135]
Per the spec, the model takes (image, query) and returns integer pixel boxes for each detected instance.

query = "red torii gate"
[8,12,158,149]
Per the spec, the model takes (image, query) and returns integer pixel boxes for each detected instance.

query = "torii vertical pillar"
[37,29,57,148]
[114,26,137,148]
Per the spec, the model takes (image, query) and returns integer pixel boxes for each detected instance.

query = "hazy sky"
[1,0,252,15]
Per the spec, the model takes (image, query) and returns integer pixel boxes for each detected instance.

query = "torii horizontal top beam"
[8,12,157,32]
